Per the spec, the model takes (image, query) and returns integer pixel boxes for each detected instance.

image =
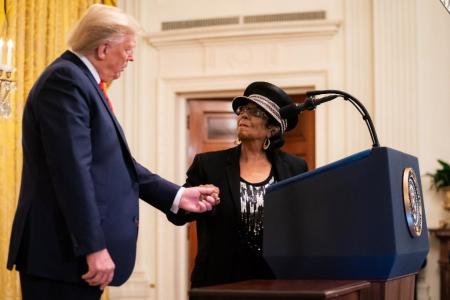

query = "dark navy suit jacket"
[7,51,180,286]
[167,146,308,287]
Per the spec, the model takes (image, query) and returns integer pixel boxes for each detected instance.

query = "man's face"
[99,34,135,83]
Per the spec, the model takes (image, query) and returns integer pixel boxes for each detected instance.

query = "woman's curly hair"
[265,118,285,152]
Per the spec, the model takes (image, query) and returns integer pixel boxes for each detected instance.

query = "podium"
[261,147,429,299]
[188,148,427,300]
[190,279,371,300]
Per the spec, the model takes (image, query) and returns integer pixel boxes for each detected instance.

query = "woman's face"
[236,103,271,142]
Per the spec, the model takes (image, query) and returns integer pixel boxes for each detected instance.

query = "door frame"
[153,72,330,298]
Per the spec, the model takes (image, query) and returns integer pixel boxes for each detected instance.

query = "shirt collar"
[71,50,101,84]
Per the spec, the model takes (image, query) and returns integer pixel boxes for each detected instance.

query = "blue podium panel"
[263,147,428,280]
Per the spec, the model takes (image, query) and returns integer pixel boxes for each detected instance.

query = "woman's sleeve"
[166,154,206,225]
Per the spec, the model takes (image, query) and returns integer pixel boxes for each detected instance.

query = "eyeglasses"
[236,105,269,119]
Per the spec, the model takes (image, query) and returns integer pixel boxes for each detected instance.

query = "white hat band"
[246,94,288,133]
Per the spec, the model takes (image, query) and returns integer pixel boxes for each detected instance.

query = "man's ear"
[96,43,108,60]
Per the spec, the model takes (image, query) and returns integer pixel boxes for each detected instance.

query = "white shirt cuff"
[170,187,185,214]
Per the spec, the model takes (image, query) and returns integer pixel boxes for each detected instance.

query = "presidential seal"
[402,167,423,237]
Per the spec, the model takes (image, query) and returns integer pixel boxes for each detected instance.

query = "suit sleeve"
[37,67,105,256]
[134,161,180,213]
[166,154,205,225]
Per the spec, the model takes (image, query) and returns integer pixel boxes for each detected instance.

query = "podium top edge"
[267,146,418,194]
[268,148,374,193]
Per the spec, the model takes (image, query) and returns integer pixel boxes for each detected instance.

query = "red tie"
[98,81,114,112]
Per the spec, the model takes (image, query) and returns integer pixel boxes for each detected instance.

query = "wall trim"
[147,20,341,48]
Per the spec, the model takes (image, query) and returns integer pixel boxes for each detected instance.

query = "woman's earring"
[234,138,241,145]
[263,138,271,150]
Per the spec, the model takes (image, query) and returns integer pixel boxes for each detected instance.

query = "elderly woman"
[168,81,308,287]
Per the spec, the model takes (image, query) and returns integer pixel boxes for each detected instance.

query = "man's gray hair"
[67,4,142,55]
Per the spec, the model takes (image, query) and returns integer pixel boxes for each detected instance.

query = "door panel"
[188,100,237,165]
[282,95,315,169]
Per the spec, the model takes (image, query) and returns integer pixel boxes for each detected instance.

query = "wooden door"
[186,96,315,277]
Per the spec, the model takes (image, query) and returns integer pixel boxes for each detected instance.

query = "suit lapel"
[225,146,242,217]
[92,82,132,157]
[61,51,117,121]
[60,51,138,178]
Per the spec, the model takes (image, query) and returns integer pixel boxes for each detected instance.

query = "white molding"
[416,268,431,300]
[147,20,341,48]
[343,0,374,152]
[109,271,153,300]
[373,0,418,154]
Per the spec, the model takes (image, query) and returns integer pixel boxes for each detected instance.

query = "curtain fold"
[0,1,116,299]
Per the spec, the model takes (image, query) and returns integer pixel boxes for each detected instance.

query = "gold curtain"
[0,1,116,299]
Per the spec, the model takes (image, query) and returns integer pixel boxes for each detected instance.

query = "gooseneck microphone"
[280,95,339,120]
[281,90,380,148]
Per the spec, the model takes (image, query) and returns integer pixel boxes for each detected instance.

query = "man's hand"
[82,248,115,290]
[180,185,220,213]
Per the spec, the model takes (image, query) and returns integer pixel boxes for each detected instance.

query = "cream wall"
[143,0,343,28]
[109,1,450,299]
[417,1,450,299]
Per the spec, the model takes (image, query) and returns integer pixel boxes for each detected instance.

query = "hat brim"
[232,96,253,113]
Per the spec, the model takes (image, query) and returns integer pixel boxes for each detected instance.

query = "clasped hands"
[179,184,220,213]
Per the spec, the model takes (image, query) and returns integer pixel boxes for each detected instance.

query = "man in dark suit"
[7,4,219,300]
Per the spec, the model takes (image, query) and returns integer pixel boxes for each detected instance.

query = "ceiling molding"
[146,20,341,48]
